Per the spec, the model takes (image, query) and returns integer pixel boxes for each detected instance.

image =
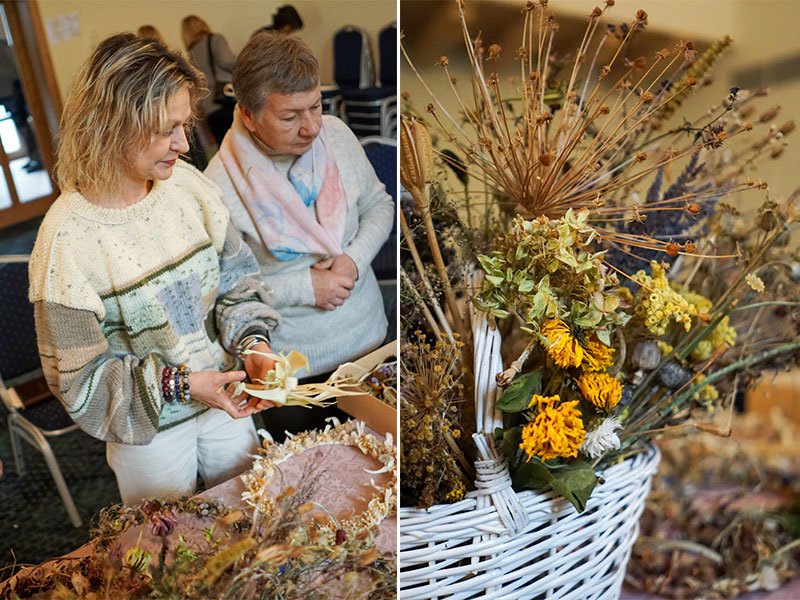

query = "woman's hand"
[329,254,358,281]
[242,341,278,411]
[188,370,259,418]
[310,265,354,310]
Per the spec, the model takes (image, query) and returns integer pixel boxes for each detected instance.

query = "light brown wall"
[401,0,800,201]
[38,0,395,101]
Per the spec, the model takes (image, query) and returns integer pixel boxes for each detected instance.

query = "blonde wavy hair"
[181,15,211,49]
[56,33,206,196]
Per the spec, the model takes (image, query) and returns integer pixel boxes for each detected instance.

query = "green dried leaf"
[494,425,522,461]
[549,460,598,513]
[511,456,553,491]
[496,370,542,413]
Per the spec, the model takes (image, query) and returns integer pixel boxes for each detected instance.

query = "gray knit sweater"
[205,116,393,376]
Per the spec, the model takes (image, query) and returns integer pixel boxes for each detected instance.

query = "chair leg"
[40,441,83,527]
[8,416,27,475]
[10,415,83,528]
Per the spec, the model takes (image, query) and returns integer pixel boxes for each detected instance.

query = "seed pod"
[619,385,633,406]
[632,340,661,370]
[657,361,693,390]
[400,117,435,204]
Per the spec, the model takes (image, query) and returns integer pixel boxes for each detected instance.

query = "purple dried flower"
[149,510,178,536]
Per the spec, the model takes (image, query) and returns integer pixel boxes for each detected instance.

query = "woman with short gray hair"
[205,33,394,440]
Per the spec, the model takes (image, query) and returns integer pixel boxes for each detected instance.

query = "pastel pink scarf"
[218,109,347,261]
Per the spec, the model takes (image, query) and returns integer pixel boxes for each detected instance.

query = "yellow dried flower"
[520,395,586,461]
[745,273,765,293]
[633,262,696,336]
[540,319,615,371]
[582,337,616,371]
[577,372,623,412]
[692,374,720,406]
[445,478,466,502]
[541,319,584,368]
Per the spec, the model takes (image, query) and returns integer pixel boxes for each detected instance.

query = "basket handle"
[467,270,529,534]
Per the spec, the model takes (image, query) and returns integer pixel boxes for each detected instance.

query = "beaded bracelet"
[161,364,191,404]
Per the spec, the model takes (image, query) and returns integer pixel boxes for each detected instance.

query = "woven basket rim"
[399,440,660,517]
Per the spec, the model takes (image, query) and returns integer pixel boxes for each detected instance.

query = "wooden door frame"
[0,0,61,229]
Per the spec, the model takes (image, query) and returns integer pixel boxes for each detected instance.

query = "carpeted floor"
[0,403,121,579]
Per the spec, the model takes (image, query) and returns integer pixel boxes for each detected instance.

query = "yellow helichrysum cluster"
[679,289,737,361]
[633,262,696,336]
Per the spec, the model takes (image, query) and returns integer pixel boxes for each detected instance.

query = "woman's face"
[241,87,322,156]
[126,87,192,190]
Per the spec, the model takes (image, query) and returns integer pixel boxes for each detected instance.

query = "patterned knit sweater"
[28,161,280,445]
[205,116,393,376]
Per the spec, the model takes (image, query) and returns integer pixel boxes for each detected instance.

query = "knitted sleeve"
[215,221,281,352]
[333,121,395,277]
[34,301,164,445]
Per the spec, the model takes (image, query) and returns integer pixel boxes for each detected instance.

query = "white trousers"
[106,409,259,506]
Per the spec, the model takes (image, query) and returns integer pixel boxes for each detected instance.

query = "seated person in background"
[182,15,236,145]
[252,5,304,37]
[204,33,393,440]
[29,34,280,505]
[136,24,163,40]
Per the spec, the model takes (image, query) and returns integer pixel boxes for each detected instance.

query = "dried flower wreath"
[242,419,397,541]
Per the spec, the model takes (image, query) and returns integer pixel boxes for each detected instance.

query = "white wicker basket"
[399,305,661,599]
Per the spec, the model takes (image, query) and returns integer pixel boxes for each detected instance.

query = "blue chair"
[378,22,397,88]
[360,137,396,282]
[0,255,83,527]
[334,24,396,138]
[333,25,374,89]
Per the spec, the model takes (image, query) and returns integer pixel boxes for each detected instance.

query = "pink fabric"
[218,108,348,260]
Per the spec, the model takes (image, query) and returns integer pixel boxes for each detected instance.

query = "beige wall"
[401,0,800,201]
[38,0,395,100]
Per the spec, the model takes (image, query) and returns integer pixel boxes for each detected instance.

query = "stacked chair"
[333,23,397,139]
[360,136,397,336]
[0,255,83,527]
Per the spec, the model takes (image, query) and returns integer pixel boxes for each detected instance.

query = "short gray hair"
[233,33,319,114]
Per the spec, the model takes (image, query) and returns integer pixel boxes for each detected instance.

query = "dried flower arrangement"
[355,359,398,407]
[400,0,800,512]
[233,349,364,408]
[1,488,395,599]
[627,410,800,598]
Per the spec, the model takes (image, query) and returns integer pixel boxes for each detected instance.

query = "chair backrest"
[333,26,374,89]
[360,136,397,203]
[378,22,397,87]
[0,256,40,386]
[360,137,397,281]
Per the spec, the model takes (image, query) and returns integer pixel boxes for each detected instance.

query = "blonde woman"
[29,33,279,505]
[181,15,237,144]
